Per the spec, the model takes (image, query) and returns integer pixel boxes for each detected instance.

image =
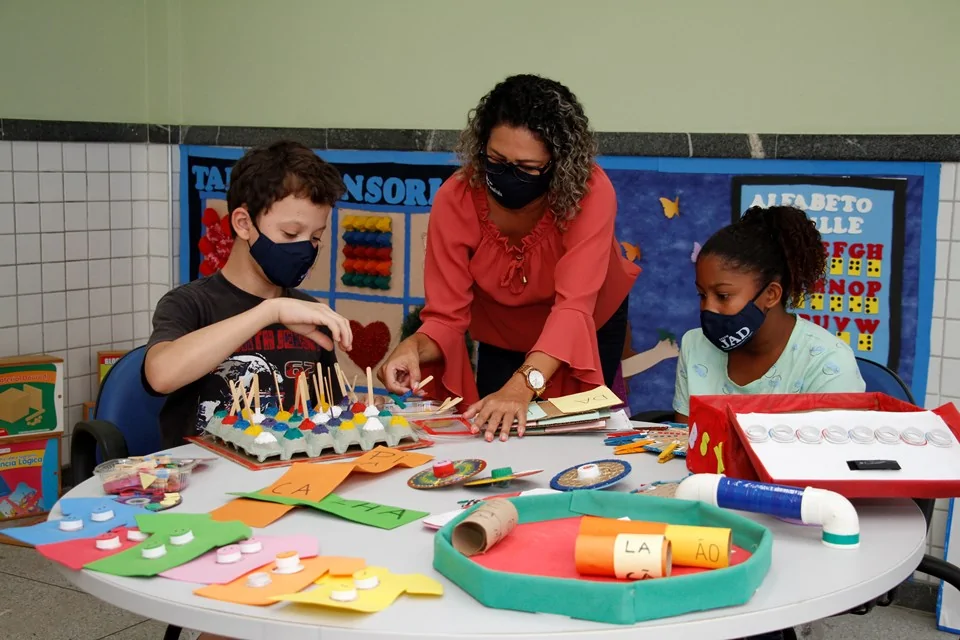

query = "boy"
[143,141,353,448]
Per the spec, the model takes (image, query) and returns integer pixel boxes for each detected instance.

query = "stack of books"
[519,386,627,436]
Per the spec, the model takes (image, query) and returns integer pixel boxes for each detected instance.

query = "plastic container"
[94,456,205,494]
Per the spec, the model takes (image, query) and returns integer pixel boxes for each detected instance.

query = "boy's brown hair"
[227,140,345,237]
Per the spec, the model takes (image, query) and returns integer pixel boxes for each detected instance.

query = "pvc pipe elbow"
[675,473,722,504]
[802,488,860,549]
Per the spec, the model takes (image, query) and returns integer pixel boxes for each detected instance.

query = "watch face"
[527,370,545,389]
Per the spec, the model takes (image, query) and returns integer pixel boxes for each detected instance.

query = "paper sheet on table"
[3,498,146,547]
[550,386,622,414]
[737,409,960,482]
[160,534,320,584]
[209,498,295,527]
[526,404,548,421]
[36,526,142,570]
[314,494,428,529]
[273,566,442,612]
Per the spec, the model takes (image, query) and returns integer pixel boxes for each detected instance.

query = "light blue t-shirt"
[673,316,865,416]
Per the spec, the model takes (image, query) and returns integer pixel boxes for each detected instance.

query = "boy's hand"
[269,298,353,351]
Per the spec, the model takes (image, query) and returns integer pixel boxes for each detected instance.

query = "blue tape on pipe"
[717,478,804,521]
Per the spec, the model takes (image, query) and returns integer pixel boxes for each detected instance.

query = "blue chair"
[70,345,183,640]
[855,357,960,596]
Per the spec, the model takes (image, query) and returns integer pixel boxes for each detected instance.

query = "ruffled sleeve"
[530,166,618,388]
[416,177,481,404]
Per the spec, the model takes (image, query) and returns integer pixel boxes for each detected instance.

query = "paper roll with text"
[575,533,672,580]
[451,498,519,557]
[578,516,731,569]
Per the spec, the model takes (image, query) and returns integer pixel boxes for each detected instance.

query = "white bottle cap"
[577,464,600,481]
[353,569,380,590]
[95,534,122,550]
[364,406,380,417]
[246,572,272,588]
[273,551,304,574]
[58,517,83,532]
[90,508,115,522]
[126,529,149,542]
[216,545,242,564]
[251,411,266,424]
[362,417,385,432]
[331,406,343,418]
[330,582,358,602]
[169,529,195,546]
[239,538,263,554]
[142,542,167,559]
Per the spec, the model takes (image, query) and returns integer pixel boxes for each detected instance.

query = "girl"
[674,204,864,423]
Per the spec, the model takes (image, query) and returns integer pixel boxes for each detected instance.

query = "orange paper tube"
[578,516,731,569]
[575,533,671,580]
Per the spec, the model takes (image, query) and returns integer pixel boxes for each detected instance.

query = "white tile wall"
[0,141,175,465]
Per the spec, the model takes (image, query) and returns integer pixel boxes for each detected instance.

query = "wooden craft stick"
[333,363,348,398]
[291,373,302,414]
[239,378,253,412]
[326,376,336,407]
[273,372,283,408]
[414,375,434,392]
[299,373,310,416]
[366,367,374,407]
[252,376,261,413]
[313,372,324,408]
[349,374,359,403]
[435,396,463,414]
[227,381,241,416]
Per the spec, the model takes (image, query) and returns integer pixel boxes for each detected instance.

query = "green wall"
[2,0,958,133]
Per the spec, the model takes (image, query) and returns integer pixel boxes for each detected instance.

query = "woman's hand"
[464,376,534,442]
[378,338,423,395]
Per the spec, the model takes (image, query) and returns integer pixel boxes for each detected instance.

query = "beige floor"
[0,543,956,640]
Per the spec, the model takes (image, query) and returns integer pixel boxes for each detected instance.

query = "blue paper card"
[3,497,146,547]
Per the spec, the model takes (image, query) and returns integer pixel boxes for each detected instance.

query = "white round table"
[55,437,927,640]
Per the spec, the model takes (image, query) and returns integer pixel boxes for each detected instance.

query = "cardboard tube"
[578,516,730,569]
[451,498,518,557]
[575,533,671,580]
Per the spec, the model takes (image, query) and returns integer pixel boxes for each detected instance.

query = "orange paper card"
[195,556,366,606]
[209,498,295,527]
[352,447,433,473]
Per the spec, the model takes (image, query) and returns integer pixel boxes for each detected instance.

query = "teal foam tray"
[434,490,772,625]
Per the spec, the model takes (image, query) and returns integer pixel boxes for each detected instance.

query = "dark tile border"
[3,119,960,161]
[894,580,938,613]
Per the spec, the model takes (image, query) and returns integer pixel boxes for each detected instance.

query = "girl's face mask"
[699,283,770,352]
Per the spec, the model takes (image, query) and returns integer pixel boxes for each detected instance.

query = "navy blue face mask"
[700,284,770,352]
[248,221,319,289]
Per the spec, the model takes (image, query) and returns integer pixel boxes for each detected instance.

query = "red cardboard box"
[686,392,960,498]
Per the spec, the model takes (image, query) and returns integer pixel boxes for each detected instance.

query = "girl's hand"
[463,377,533,442]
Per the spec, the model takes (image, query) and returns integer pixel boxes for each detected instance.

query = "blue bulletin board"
[180,146,938,413]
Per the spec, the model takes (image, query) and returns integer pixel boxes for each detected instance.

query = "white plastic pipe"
[675,474,860,549]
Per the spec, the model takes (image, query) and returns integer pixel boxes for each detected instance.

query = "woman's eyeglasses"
[480,151,552,184]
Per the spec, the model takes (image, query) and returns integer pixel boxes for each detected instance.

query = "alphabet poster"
[180,148,938,414]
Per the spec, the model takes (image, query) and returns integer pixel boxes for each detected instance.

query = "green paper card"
[525,404,547,421]
[314,494,428,529]
[84,513,251,577]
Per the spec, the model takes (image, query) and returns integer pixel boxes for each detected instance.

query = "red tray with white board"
[688,392,960,499]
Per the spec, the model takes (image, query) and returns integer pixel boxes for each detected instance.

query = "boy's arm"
[145,296,352,395]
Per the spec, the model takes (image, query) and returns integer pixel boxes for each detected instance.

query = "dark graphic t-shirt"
[144,272,341,448]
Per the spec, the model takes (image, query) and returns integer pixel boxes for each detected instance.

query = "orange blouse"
[417,165,640,405]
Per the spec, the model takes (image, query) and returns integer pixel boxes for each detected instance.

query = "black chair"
[69,345,184,640]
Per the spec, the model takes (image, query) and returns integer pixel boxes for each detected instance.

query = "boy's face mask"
[248,219,318,289]
[700,284,770,352]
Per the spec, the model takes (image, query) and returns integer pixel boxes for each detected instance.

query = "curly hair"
[227,140,345,237]
[699,205,827,308]
[456,74,597,226]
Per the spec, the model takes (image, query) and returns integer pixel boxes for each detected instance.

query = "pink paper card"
[36,526,145,570]
[159,534,320,584]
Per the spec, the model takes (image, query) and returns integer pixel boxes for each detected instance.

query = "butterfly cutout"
[621,241,641,263]
[691,242,702,263]
[659,196,680,219]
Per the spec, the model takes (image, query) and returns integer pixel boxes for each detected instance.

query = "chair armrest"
[918,553,960,592]
[70,420,130,486]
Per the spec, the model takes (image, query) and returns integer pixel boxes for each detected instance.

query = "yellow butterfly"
[621,241,641,263]
[659,196,680,219]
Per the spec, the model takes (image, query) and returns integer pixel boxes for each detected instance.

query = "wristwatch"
[516,365,546,398]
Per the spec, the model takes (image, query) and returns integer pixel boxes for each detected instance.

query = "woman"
[674,204,864,424]
[379,74,639,441]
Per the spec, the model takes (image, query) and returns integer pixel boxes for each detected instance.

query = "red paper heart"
[346,320,391,371]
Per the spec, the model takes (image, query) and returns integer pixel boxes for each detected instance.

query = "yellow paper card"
[550,385,622,414]
[272,566,442,612]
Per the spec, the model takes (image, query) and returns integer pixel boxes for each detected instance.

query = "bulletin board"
[180,147,938,412]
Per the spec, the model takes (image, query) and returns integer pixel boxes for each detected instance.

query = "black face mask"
[483,156,551,210]
[700,284,770,352]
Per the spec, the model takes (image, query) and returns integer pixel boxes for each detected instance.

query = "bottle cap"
[58,517,83,532]
[95,534,122,550]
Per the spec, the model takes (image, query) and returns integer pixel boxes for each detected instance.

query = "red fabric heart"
[346,320,391,371]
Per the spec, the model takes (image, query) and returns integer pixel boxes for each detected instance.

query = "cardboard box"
[0,355,63,437]
[0,432,61,522]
